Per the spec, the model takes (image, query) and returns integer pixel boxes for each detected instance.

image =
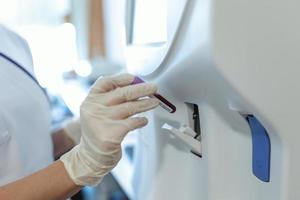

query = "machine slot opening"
[186,103,201,140]
[186,103,202,158]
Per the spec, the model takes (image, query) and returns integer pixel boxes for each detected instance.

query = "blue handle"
[247,115,271,182]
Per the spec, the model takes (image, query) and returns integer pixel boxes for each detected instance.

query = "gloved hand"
[60,74,159,186]
[63,118,81,144]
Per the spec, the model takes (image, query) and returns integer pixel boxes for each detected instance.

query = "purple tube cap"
[132,76,145,84]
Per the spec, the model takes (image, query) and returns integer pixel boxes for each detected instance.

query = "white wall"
[102,0,127,68]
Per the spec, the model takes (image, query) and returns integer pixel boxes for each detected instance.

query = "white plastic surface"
[126,0,188,75]
[162,123,201,156]
[126,0,300,199]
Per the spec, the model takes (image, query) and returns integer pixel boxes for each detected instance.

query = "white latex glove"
[63,118,81,144]
[60,74,159,186]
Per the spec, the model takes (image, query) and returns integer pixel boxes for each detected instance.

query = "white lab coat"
[0,25,53,186]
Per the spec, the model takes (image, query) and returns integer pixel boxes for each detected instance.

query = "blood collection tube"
[131,76,176,113]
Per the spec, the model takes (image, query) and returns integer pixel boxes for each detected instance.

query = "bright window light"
[18,23,79,89]
[132,0,167,45]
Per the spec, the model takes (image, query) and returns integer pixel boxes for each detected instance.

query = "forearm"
[0,161,81,200]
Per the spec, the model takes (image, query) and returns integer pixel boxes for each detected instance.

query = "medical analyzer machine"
[123,0,300,199]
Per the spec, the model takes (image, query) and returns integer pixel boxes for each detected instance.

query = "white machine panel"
[125,0,300,199]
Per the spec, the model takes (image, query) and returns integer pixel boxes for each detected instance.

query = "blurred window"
[0,0,76,89]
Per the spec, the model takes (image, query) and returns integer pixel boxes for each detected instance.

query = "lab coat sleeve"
[0,111,9,145]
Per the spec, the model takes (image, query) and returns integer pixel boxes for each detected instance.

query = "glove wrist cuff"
[60,145,104,186]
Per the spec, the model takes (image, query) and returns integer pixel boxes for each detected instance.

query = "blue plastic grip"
[247,115,271,182]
